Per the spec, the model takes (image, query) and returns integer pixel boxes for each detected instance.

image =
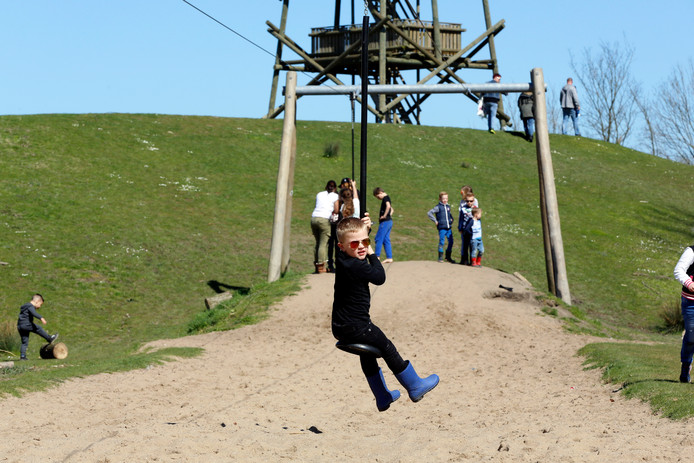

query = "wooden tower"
[264,0,509,126]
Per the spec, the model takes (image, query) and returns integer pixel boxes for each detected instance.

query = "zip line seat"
[335,340,382,357]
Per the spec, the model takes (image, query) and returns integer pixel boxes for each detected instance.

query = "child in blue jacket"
[427,192,455,263]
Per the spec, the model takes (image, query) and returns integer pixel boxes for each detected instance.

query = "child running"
[332,217,439,411]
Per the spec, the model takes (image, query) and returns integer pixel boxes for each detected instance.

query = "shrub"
[0,320,20,354]
[659,298,684,333]
[323,141,340,158]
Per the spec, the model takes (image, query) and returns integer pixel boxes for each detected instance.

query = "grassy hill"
[1,114,692,411]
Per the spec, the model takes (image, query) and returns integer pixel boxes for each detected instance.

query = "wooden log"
[0,361,14,369]
[40,342,68,360]
[205,291,233,310]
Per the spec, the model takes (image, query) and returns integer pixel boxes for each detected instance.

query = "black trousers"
[327,222,338,270]
[18,323,51,358]
[461,232,472,265]
[333,322,407,377]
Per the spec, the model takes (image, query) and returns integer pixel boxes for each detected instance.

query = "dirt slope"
[1,261,691,462]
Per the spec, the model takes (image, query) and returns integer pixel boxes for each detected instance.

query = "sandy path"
[0,261,692,462]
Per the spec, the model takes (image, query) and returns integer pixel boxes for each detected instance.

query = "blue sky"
[2,0,692,140]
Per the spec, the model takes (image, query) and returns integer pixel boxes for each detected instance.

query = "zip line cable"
[180,0,277,59]
[181,0,365,183]
[180,0,350,98]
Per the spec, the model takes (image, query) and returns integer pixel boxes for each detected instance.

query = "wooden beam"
[532,68,570,304]
[380,19,506,113]
[268,72,298,283]
[265,20,385,120]
[267,0,290,116]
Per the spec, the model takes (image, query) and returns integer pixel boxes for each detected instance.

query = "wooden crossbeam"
[265,21,384,120]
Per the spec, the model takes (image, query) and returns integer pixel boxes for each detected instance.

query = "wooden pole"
[431,0,442,61]
[482,0,505,128]
[531,68,571,304]
[267,0,290,116]
[537,165,557,296]
[282,104,297,271]
[268,71,297,283]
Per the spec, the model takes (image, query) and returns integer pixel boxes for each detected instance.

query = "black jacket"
[17,302,42,329]
[332,251,385,329]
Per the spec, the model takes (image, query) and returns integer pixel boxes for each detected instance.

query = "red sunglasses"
[348,238,371,249]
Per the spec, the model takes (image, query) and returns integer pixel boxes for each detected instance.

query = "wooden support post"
[537,165,557,296]
[381,20,506,114]
[282,103,297,272]
[265,20,385,120]
[482,0,507,128]
[368,8,510,124]
[532,68,571,305]
[267,0,290,116]
[268,71,297,283]
[432,0,442,61]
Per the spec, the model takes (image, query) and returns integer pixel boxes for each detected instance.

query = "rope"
[350,92,356,179]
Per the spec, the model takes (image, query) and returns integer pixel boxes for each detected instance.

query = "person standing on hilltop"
[560,77,581,136]
[518,91,536,142]
[482,73,503,134]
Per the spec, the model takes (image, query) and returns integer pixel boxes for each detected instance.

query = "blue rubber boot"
[395,361,439,402]
[365,369,401,412]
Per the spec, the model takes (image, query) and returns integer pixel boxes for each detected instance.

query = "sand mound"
[1,261,692,462]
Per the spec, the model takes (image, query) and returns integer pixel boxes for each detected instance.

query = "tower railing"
[310,20,463,58]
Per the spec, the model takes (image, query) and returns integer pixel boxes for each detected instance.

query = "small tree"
[570,39,640,145]
[632,88,660,157]
[653,60,694,164]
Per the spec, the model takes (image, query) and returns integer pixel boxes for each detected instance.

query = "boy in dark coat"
[332,217,439,411]
[17,294,58,360]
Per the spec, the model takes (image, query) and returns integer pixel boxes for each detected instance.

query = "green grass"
[1,114,694,417]
[580,342,694,419]
[187,270,304,333]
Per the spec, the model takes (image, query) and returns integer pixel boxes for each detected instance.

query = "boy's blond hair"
[471,207,482,217]
[336,217,367,242]
[439,191,448,200]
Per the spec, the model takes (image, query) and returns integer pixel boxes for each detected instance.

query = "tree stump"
[40,342,68,360]
[205,291,233,310]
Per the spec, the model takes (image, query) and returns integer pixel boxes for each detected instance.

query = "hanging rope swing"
[358,4,370,219]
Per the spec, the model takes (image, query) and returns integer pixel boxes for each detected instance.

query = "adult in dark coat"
[517,91,535,142]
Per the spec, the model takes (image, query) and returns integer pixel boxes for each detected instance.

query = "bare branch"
[653,60,694,164]
[570,39,640,145]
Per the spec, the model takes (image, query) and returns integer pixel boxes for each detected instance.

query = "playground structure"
[267,68,572,305]
[265,0,510,127]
